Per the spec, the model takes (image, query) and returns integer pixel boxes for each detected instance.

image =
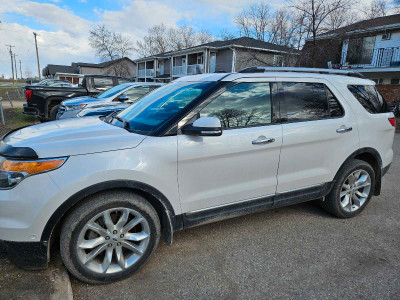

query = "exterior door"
[177,81,282,213]
[210,53,216,73]
[276,78,359,193]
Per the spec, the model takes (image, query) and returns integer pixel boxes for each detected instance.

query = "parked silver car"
[56,82,163,119]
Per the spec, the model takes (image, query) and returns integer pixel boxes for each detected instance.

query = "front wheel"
[320,159,375,218]
[60,191,161,284]
[49,105,60,120]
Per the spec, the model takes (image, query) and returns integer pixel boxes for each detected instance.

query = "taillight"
[388,117,396,127]
[25,90,32,102]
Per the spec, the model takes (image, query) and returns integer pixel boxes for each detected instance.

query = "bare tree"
[219,28,237,41]
[270,9,297,47]
[290,0,352,67]
[322,7,359,31]
[235,2,272,41]
[89,25,134,76]
[136,24,214,57]
[362,0,388,19]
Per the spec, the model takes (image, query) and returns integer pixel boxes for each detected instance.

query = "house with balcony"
[135,37,299,83]
[298,14,400,86]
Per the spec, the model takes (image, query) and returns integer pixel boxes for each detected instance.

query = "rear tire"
[320,159,375,218]
[49,105,60,120]
[60,191,161,284]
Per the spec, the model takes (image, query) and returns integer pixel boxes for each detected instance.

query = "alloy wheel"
[340,169,371,212]
[76,207,150,274]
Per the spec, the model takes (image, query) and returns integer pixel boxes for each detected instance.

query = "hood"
[62,96,99,106]
[3,117,146,158]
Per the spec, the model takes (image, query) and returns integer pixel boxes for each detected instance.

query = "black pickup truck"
[23,75,133,121]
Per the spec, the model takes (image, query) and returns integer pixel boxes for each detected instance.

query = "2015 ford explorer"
[0,68,395,284]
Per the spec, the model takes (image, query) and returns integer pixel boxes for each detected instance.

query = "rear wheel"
[60,191,160,284]
[320,159,375,218]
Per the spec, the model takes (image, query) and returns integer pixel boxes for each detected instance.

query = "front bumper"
[0,240,48,270]
[56,108,80,119]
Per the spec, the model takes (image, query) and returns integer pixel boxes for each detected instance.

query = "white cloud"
[0,0,92,36]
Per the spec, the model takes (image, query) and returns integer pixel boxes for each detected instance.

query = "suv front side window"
[200,82,272,128]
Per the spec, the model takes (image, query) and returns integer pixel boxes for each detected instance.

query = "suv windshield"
[96,84,130,99]
[112,81,216,134]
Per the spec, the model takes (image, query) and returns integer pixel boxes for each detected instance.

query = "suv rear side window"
[348,85,391,113]
[200,82,272,128]
[282,82,343,122]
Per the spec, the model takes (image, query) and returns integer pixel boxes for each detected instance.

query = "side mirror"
[181,117,222,136]
[118,94,129,102]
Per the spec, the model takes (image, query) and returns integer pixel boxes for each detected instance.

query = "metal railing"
[344,47,400,67]
[172,66,185,76]
[138,69,145,77]
[146,69,155,77]
[187,64,205,75]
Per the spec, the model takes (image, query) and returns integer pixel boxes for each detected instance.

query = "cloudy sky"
[0,0,386,78]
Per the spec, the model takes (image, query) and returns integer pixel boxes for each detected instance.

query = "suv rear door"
[275,77,359,199]
[177,79,282,212]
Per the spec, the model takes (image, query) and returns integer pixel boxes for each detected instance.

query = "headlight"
[66,104,86,111]
[0,157,67,189]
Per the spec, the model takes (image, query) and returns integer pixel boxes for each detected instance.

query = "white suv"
[0,68,395,284]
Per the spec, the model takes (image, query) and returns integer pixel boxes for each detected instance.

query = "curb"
[49,256,73,300]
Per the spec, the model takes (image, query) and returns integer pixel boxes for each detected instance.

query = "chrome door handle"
[336,126,352,133]
[252,138,275,145]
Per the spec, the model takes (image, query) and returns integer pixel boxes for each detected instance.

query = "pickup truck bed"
[23,75,132,121]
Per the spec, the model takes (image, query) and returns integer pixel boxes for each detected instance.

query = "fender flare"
[45,96,66,118]
[336,147,383,195]
[41,180,179,246]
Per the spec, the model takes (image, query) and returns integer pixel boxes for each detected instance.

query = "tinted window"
[283,82,342,122]
[97,84,131,99]
[93,78,114,91]
[116,81,215,134]
[348,85,391,113]
[123,86,151,103]
[200,83,272,128]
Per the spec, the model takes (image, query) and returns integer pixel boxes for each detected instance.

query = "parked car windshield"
[95,84,131,99]
[113,81,215,134]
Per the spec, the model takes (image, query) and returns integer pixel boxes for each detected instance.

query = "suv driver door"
[177,79,283,213]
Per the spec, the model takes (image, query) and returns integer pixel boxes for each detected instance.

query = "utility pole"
[13,53,18,80]
[5,45,15,84]
[19,60,23,79]
[33,32,41,80]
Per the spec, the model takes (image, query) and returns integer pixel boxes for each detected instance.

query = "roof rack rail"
[238,67,367,79]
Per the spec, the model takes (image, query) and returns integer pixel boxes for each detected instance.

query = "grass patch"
[0,107,38,136]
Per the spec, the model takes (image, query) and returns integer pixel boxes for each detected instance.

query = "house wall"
[163,59,171,74]
[374,31,400,50]
[215,49,233,72]
[376,84,400,105]
[234,49,275,71]
[79,66,103,75]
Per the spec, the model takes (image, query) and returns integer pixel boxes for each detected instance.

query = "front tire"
[49,105,60,120]
[321,159,375,218]
[60,191,160,284]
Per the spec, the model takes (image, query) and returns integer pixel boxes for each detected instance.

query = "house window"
[382,33,391,40]
[390,78,399,84]
[197,54,203,65]
[273,55,284,67]
[347,36,376,65]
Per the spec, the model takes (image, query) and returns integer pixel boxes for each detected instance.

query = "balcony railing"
[138,69,145,77]
[187,64,204,75]
[172,66,185,76]
[172,64,205,76]
[343,47,400,68]
[146,69,155,77]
